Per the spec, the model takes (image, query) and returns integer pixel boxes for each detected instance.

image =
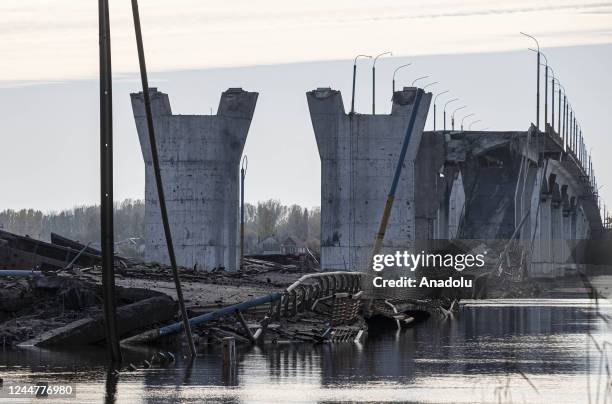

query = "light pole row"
[521,33,599,210]
[352,54,484,131]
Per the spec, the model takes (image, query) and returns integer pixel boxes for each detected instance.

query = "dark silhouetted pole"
[131,0,197,358]
[562,94,567,148]
[469,119,482,130]
[433,90,449,131]
[443,98,459,131]
[451,105,466,131]
[392,63,411,93]
[569,108,576,154]
[351,55,371,114]
[557,83,564,140]
[240,155,248,270]
[549,69,556,133]
[99,0,122,364]
[531,51,549,130]
[372,51,392,114]
[543,62,548,129]
[522,32,540,131]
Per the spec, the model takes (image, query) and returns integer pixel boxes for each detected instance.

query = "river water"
[1,298,610,403]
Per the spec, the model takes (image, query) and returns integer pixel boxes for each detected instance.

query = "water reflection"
[0,299,609,403]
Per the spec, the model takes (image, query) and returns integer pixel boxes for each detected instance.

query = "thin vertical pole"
[351,63,357,114]
[433,104,437,131]
[130,0,197,357]
[543,64,548,130]
[536,51,541,131]
[99,0,122,363]
[563,98,567,146]
[240,156,247,270]
[443,109,446,131]
[551,79,555,133]
[558,89,561,138]
[372,66,376,114]
[572,116,576,152]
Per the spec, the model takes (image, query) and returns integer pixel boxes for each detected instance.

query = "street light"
[461,113,475,131]
[372,51,392,114]
[351,54,372,114]
[555,78,565,139]
[392,63,411,93]
[240,155,248,270]
[546,65,556,133]
[433,90,449,131]
[469,119,482,130]
[451,105,467,130]
[443,98,459,131]
[411,75,429,87]
[423,81,438,90]
[531,49,549,130]
[521,32,541,131]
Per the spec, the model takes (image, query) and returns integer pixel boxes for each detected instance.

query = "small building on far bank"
[281,236,306,255]
[259,236,281,254]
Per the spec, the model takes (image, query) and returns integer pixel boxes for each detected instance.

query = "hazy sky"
[1,1,611,213]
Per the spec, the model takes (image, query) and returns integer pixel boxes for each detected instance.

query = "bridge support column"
[307,87,431,273]
[131,88,258,271]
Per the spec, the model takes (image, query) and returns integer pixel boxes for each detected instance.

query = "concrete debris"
[18,295,176,347]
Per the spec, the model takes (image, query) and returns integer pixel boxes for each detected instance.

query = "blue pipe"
[0,270,41,277]
[159,292,282,337]
[389,88,423,197]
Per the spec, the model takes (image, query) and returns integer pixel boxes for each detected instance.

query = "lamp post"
[423,81,438,91]
[556,81,564,141]
[469,119,482,130]
[531,50,549,130]
[392,63,411,93]
[240,155,248,270]
[372,51,392,114]
[411,75,429,87]
[443,98,459,131]
[351,54,372,114]
[461,113,475,131]
[433,90,449,131]
[452,105,467,131]
[547,66,556,133]
[569,107,576,152]
[521,32,540,131]
[565,99,569,150]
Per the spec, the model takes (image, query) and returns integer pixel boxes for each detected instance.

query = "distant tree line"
[0,199,321,256]
[244,200,321,253]
[0,199,146,257]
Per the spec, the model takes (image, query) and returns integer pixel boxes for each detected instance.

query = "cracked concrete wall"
[131,88,258,271]
[307,87,431,272]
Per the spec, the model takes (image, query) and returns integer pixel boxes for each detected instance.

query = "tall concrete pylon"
[307,87,432,272]
[131,88,258,271]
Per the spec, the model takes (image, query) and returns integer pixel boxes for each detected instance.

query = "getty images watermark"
[371,251,487,288]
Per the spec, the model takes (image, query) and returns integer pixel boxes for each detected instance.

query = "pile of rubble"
[0,230,457,351]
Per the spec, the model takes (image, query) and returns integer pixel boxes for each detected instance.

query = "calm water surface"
[1,298,610,403]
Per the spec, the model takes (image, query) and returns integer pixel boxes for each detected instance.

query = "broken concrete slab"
[18,295,177,347]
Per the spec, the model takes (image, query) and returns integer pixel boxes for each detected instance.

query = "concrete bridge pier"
[131,88,258,271]
[307,87,432,272]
